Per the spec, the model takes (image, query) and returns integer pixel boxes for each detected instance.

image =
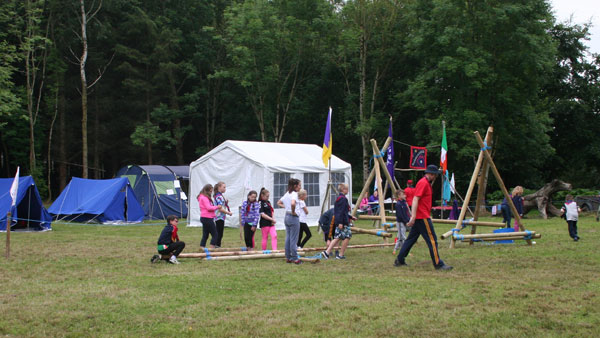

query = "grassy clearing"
[1,216,599,337]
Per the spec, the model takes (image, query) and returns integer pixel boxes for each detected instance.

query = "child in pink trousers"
[258,188,278,250]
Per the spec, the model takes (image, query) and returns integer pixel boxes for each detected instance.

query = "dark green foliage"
[0,0,599,201]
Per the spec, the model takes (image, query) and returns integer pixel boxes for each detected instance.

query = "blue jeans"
[284,214,300,261]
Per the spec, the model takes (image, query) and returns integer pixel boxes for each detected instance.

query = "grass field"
[1,215,599,337]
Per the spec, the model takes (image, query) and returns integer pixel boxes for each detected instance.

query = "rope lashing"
[376,231,385,237]
[524,230,533,240]
[453,234,465,240]
[451,228,461,232]
[263,250,272,254]
[481,141,491,152]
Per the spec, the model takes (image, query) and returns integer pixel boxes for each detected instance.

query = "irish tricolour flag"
[440,124,447,172]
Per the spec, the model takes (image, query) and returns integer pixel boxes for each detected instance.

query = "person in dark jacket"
[393,189,410,255]
[151,215,185,264]
[501,186,524,228]
[322,183,355,260]
[318,208,334,246]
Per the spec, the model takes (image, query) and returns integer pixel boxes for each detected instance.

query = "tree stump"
[522,179,572,219]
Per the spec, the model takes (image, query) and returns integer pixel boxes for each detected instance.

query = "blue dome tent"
[115,165,189,220]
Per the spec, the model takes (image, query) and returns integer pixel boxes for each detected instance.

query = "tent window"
[329,172,346,205]
[303,173,320,207]
[154,181,176,195]
[273,173,291,208]
[122,175,137,187]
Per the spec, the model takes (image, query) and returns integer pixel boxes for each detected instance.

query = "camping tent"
[0,176,52,231]
[115,165,189,220]
[189,140,352,229]
[48,177,145,223]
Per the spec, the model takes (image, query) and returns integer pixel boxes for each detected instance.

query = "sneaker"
[394,259,407,267]
[321,251,329,260]
[151,254,160,263]
[335,250,339,257]
[286,259,293,263]
[293,260,303,265]
[335,255,346,260]
[435,264,453,271]
[168,256,180,265]
[574,237,579,241]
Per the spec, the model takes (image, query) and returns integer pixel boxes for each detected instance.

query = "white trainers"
[168,256,180,264]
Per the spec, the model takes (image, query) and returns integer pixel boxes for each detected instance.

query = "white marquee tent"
[188,140,352,229]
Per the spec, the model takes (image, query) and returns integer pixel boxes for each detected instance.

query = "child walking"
[241,190,260,250]
[297,189,311,249]
[151,215,185,264]
[258,188,278,250]
[322,183,354,260]
[561,194,581,241]
[393,189,410,255]
[213,181,232,248]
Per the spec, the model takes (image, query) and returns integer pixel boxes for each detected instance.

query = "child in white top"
[296,189,311,249]
[560,194,581,241]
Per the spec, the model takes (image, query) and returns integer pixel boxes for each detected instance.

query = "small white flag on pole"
[9,167,20,207]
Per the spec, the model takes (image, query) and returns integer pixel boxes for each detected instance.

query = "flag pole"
[5,211,10,259]
[440,121,445,216]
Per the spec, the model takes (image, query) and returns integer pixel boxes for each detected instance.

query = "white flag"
[450,173,456,194]
[9,167,20,207]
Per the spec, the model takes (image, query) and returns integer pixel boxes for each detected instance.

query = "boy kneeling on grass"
[151,215,185,264]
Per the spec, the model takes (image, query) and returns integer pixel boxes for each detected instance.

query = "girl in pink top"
[198,184,229,248]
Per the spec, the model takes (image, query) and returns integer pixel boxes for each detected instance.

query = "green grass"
[1,216,599,337]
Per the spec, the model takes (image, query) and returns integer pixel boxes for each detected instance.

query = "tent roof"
[137,165,174,176]
[165,166,189,179]
[191,140,351,173]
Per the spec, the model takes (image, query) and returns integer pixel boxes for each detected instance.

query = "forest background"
[1,0,599,201]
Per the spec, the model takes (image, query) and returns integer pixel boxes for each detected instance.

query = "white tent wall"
[188,141,352,230]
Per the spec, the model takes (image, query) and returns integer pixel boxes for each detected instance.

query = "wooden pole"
[370,138,398,198]
[192,243,395,256]
[198,253,320,263]
[453,231,536,240]
[5,211,11,259]
[470,129,493,245]
[358,215,505,227]
[444,127,492,248]
[351,137,393,218]
[351,227,392,238]
[474,131,532,245]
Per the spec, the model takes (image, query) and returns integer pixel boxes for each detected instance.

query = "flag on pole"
[9,166,20,207]
[386,118,394,178]
[440,124,448,172]
[442,170,452,202]
[450,173,456,194]
[322,107,332,167]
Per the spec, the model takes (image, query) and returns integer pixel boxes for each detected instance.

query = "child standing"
[198,184,228,249]
[214,181,232,248]
[296,189,311,249]
[393,189,410,255]
[241,190,260,250]
[258,188,278,250]
[501,186,524,228]
[561,194,581,241]
[277,178,302,264]
[151,215,185,264]
[322,183,354,260]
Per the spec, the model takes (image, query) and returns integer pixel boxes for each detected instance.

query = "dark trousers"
[200,217,218,247]
[243,223,256,248]
[567,220,578,239]
[215,219,225,247]
[396,218,444,268]
[158,241,185,257]
[502,206,512,228]
[297,222,312,248]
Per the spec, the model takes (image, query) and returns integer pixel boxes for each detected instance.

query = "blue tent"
[48,177,144,223]
[0,176,52,231]
[116,165,188,220]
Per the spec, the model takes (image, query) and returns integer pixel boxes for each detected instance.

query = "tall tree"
[399,0,556,188]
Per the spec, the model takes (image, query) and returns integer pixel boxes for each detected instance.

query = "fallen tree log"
[522,179,572,219]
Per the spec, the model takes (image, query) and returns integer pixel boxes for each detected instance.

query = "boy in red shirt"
[394,165,452,271]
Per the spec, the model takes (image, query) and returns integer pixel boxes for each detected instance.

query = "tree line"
[1,0,599,201]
